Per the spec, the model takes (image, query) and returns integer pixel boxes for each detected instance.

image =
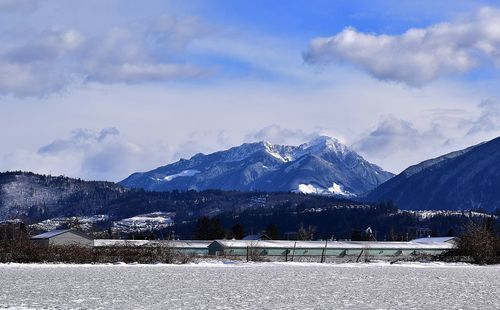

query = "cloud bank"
[0,0,38,11]
[0,13,209,97]
[304,7,500,86]
[467,98,500,135]
[245,124,322,146]
[0,128,171,181]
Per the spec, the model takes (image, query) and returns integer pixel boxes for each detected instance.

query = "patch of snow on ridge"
[294,182,355,197]
[327,182,354,197]
[299,136,349,156]
[296,184,323,194]
[263,143,287,162]
[153,170,200,182]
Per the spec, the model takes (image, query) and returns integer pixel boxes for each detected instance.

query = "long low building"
[207,237,455,258]
[31,229,455,260]
[94,239,212,255]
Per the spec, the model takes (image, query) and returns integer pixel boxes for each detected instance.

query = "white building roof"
[31,229,92,240]
[31,229,71,239]
[411,237,456,244]
[212,239,454,250]
[94,239,212,248]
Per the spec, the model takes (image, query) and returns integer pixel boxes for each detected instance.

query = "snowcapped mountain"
[120,136,394,196]
[366,136,500,213]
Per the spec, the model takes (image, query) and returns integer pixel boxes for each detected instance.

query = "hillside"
[0,171,126,221]
[366,136,500,213]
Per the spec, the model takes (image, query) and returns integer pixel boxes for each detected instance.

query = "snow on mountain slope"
[294,182,354,197]
[154,170,201,182]
[120,136,394,196]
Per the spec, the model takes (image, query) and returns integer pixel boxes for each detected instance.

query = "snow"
[161,170,200,181]
[31,215,109,232]
[295,182,354,197]
[0,263,498,309]
[296,183,322,194]
[113,212,174,233]
[397,210,497,220]
[327,182,354,197]
[412,237,456,244]
[299,135,350,157]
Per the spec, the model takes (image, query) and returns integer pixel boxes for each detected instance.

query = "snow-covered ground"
[112,212,174,233]
[0,262,498,309]
[31,215,109,231]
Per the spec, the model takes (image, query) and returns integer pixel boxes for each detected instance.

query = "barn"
[31,229,94,247]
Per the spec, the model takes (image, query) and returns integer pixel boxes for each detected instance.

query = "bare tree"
[456,219,499,264]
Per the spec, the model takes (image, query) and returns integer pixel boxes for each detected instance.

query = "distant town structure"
[242,234,271,241]
[31,229,93,247]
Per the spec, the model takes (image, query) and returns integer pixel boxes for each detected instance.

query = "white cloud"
[0,127,171,181]
[0,27,83,96]
[0,14,211,97]
[0,62,68,97]
[304,7,500,86]
[353,116,443,155]
[467,97,500,135]
[35,128,143,180]
[0,0,38,12]
[352,116,454,172]
[245,124,322,146]
[82,19,210,84]
[87,63,203,84]
[4,27,84,63]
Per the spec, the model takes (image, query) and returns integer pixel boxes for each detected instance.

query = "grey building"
[31,229,93,247]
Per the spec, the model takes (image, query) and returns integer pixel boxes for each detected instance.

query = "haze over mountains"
[120,136,394,196]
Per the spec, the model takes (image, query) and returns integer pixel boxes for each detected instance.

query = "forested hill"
[0,171,358,222]
[0,171,126,221]
[2,171,498,240]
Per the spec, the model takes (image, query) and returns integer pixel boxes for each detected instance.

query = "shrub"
[454,219,500,264]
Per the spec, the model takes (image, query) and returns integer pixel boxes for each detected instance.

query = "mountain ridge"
[120,136,394,196]
[366,136,500,213]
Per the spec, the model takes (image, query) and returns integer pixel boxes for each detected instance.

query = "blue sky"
[2,0,500,181]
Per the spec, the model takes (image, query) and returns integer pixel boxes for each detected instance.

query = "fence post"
[246,246,249,262]
[356,249,364,263]
[321,239,328,263]
[291,241,296,262]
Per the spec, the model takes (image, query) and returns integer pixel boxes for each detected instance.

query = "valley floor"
[0,262,499,309]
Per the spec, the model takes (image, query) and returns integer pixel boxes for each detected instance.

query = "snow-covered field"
[0,262,499,309]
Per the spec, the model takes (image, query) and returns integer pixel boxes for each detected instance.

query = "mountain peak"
[120,136,393,196]
[299,136,349,155]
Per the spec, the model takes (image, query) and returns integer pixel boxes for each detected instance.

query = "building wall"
[209,244,449,257]
[50,232,93,247]
[31,239,50,247]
